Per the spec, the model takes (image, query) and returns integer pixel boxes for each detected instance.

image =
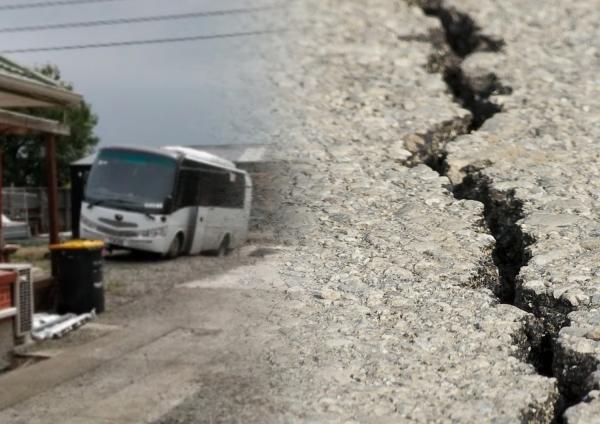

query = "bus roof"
[90,145,242,173]
[162,146,239,172]
[100,145,180,161]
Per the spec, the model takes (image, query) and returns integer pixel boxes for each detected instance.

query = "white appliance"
[0,264,33,342]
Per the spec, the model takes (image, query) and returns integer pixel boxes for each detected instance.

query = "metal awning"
[0,57,81,108]
[0,56,83,248]
[0,108,70,136]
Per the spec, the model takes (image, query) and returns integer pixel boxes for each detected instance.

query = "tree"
[0,64,99,187]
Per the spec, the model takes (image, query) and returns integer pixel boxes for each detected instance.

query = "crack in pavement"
[254,0,561,420]
[403,0,589,421]
[425,1,600,421]
[406,0,600,422]
[421,0,510,131]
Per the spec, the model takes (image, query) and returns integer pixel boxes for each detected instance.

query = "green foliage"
[0,64,99,187]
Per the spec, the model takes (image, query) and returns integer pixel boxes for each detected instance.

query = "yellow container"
[49,240,105,251]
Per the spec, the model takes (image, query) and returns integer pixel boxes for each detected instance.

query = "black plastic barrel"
[50,240,105,314]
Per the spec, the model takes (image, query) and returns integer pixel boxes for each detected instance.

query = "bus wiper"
[109,198,156,220]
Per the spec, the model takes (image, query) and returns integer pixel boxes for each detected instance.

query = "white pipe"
[0,307,16,320]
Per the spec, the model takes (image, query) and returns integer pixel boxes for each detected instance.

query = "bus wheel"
[217,236,230,258]
[165,234,183,260]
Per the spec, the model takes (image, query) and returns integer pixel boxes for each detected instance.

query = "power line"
[0,5,280,33]
[1,29,285,54]
[0,0,124,11]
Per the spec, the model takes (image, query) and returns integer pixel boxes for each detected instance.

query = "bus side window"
[211,172,245,209]
[178,166,245,209]
[211,173,228,208]
[197,171,213,207]
[177,170,199,209]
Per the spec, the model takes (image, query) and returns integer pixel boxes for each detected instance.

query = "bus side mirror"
[163,196,173,212]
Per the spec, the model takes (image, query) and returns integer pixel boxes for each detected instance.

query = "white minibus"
[80,146,252,258]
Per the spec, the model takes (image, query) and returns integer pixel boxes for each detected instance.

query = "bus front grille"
[99,218,138,228]
[96,225,138,238]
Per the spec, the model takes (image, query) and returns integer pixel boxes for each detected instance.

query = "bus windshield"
[85,149,177,212]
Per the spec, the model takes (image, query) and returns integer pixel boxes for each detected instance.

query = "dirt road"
[0,248,290,424]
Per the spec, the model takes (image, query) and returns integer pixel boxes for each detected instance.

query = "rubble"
[32,312,95,341]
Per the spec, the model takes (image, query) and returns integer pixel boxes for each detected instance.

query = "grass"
[105,278,127,296]
[10,245,51,273]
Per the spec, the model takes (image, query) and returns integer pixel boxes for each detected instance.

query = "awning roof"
[0,108,70,136]
[0,57,82,108]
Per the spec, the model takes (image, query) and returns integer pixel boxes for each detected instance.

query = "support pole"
[0,151,4,262]
[46,134,60,246]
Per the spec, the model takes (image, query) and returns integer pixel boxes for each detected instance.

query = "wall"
[0,319,13,369]
[0,276,14,370]
[0,284,11,309]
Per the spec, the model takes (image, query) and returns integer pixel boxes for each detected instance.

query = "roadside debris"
[32,311,95,341]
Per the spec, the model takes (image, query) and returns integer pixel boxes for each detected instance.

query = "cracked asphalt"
[3,1,600,423]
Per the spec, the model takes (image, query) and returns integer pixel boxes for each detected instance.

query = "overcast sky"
[0,0,276,149]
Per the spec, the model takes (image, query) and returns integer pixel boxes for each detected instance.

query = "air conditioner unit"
[0,264,33,342]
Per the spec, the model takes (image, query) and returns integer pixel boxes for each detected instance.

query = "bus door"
[189,206,208,254]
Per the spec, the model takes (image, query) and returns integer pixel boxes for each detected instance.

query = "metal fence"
[3,187,71,236]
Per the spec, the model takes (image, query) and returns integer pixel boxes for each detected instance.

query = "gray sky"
[1,0,275,149]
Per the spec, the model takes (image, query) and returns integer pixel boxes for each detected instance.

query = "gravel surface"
[11,240,273,361]
[101,246,263,314]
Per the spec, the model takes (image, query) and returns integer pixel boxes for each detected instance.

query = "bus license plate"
[107,237,124,246]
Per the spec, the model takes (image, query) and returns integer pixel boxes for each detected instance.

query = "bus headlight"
[139,227,168,238]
